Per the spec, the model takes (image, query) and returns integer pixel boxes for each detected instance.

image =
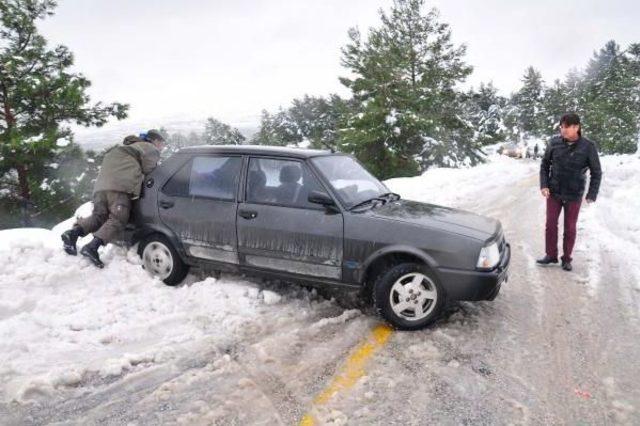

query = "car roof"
[177,144,335,159]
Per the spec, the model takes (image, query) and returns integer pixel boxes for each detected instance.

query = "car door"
[237,156,344,280]
[158,154,243,264]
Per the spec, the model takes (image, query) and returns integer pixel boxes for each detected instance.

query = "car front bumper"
[437,243,510,301]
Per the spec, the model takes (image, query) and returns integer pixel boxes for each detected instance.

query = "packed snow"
[1,151,639,424]
[0,208,357,405]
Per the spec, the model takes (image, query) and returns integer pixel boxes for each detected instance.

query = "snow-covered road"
[1,154,639,424]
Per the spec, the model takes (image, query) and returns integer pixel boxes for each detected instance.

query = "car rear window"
[162,156,242,201]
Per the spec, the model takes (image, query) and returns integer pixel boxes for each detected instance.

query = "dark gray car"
[130,145,510,330]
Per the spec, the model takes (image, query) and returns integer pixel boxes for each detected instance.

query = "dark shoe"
[561,261,572,271]
[536,255,558,265]
[61,226,84,256]
[80,237,104,268]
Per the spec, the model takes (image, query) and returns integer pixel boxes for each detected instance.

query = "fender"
[357,244,439,284]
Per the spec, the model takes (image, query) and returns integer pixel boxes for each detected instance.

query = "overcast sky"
[38,0,639,129]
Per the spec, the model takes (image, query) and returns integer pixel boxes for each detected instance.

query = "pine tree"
[154,128,193,158]
[0,0,128,225]
[202,117,246,145]
[541,79,571,136]
[338,0,478,178]
[582,40,639,154]
[287,94,348,150]
[624,43,640,153]
[464,82,507,146]
[252,109,300,146]
[512,66,546,140]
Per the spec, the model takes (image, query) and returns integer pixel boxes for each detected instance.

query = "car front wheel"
[139,234,189,286]
[373,262,445,330]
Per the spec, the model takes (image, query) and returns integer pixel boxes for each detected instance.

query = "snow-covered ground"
[387,153,640,293]
[0,225,353,403]
[1,152,639,424]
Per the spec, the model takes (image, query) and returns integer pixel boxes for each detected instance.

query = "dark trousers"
[545,196,582,262]
[77,191,131,244]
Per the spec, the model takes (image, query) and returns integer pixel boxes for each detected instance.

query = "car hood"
[367,199,499,241]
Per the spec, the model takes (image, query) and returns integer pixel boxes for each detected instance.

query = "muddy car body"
[131,145,510,329]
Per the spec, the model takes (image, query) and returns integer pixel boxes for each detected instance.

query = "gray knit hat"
[145,129,166,143]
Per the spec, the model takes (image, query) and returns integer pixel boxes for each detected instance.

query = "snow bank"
[578,154,640,292]
[0,228,271,402]
[385,154,538,208]
[387,152,640,297]
[0,200,361,404]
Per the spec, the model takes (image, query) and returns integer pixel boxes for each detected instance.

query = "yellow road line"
[300,323,394,425]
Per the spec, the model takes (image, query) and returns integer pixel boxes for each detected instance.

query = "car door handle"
[239,209,258,220]
[159,200,174,209]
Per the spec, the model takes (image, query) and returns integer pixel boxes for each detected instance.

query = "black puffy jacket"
[540,135,602,202]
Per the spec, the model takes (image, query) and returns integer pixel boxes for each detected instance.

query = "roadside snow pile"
[387,152,640,293]
[385,154,538,209]
[0,212,348,403]
[579,154,640,291]
[0,230,252,402]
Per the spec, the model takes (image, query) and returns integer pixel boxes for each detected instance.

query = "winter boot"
[61,225,84,256]
[561,260,572,271]
[536,255,558,266]
[81,237,105,268]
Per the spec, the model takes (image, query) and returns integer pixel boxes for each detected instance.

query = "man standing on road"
[537,113,602,271]
[61,130,165,268]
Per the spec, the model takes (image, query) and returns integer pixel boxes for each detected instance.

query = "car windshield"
[311,155,390,209]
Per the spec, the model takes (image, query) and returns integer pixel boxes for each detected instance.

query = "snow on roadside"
[577,154,640,296]
[1,151,638,407]
[0,205,350,403]
[0,232,253,402]
[387,152,640,302]
[385,154,538,209]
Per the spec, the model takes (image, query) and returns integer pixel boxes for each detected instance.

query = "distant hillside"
[72,118,259,152]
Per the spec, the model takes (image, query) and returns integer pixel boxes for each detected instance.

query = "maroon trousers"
[545,196,582,262]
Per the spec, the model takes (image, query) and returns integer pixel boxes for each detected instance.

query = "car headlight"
[477,242,500,270]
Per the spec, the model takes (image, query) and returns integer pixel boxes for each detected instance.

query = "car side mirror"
[308,190,337,209]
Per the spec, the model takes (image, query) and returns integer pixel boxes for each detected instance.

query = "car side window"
[162,158,192,197]
[246,158,325,209]
[188,156,242,201]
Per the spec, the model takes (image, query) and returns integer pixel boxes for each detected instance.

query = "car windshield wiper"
[349,192,401,211]
[348,197,385,211]
[378,192,401,201]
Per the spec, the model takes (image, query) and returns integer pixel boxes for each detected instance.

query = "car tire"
[138,234,189,286]
[373,262,445,330]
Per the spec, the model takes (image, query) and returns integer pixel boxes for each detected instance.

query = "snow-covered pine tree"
[464,82,507,146]
[338,0,479,178]
[624,43,640,154]
[562,68,584,114]
[541,79,571,137]
[512,66,546,140]
[155,128,202,158]
[253,95,352,150]
[0,0,128,225]
[252,109,301,146]
[288,94,349,150]
[202,117,246,145]
[582,40,640,154]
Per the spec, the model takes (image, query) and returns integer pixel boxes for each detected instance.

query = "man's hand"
[541,188,550,198]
